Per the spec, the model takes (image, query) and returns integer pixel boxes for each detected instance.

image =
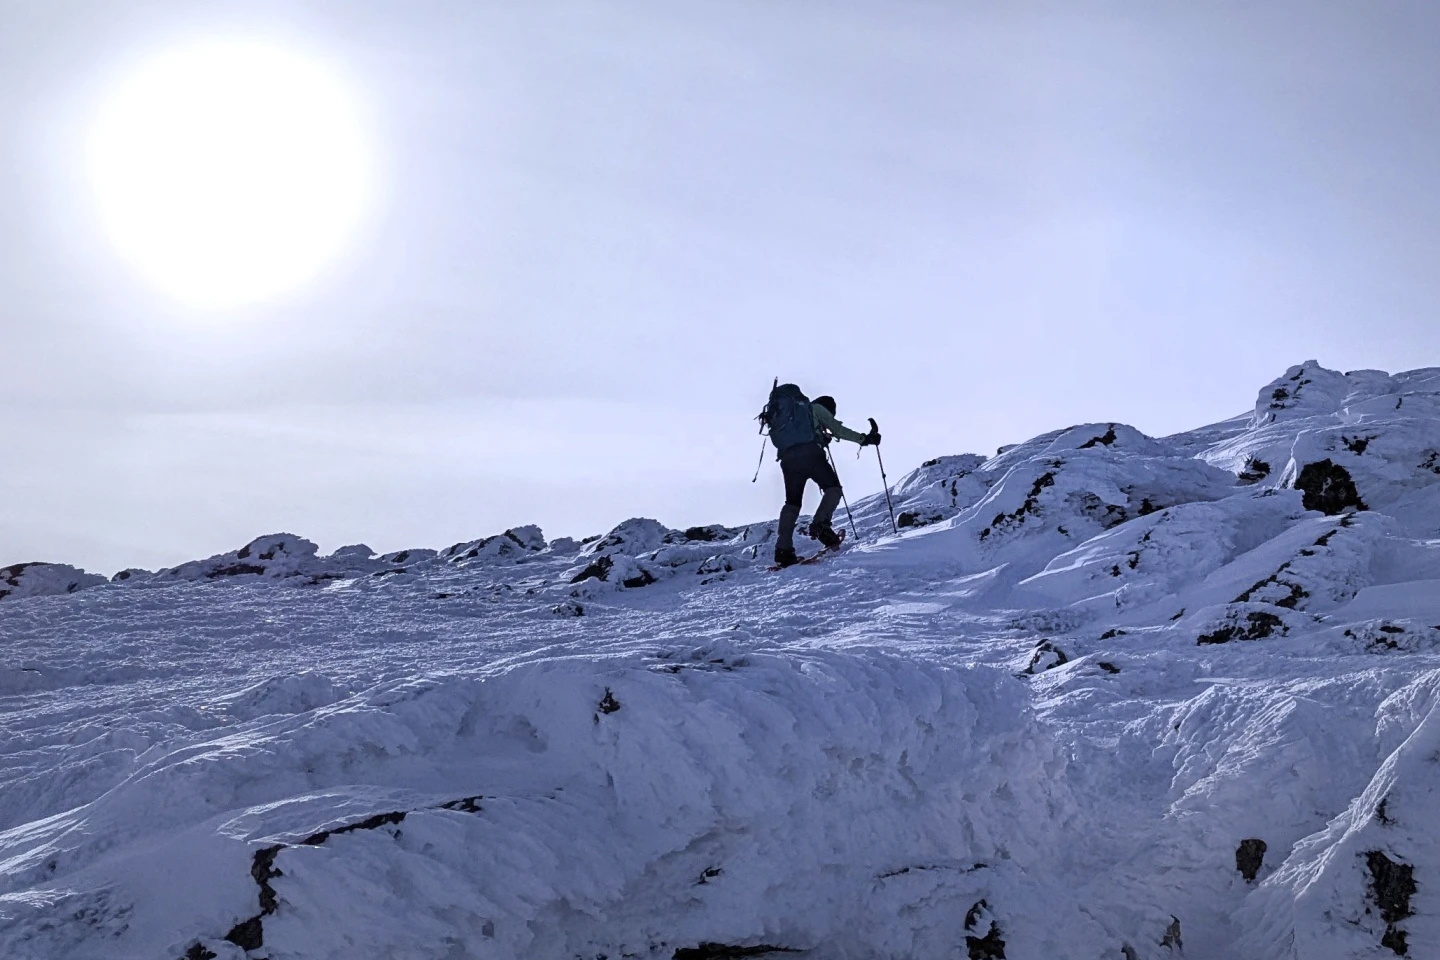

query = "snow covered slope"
[2,361,1439,959]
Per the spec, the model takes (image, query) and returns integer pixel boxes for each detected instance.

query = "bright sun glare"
[88,40,372,309]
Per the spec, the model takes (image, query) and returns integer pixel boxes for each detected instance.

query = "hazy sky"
[5,1,1439,574]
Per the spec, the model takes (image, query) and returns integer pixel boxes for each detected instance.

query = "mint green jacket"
[813,403,868,445]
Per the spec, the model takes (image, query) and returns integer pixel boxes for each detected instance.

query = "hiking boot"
[774,546,800,567]
[808,523,842,550]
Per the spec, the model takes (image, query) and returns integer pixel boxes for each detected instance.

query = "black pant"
[777,442,842,552]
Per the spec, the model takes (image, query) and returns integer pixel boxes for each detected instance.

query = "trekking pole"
[825,446,860,542]
[752,376,778,482]
[870,418,899,535]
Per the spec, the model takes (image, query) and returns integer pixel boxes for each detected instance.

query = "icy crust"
[0,649,1113,960]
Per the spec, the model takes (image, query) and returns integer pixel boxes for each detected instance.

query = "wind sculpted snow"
[2,361,1439,959]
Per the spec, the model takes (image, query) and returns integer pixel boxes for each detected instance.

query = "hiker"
[760,384,880,567]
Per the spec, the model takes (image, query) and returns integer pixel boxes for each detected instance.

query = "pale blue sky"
[4,1,1439,573]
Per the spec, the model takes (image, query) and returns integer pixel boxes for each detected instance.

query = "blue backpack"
[761,383,817,454]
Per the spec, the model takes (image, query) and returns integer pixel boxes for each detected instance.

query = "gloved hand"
[864,417,881,446]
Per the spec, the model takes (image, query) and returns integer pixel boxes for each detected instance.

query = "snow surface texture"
[2,360,1439,959]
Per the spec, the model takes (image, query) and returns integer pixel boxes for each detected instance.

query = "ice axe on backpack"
[868,417,899,535]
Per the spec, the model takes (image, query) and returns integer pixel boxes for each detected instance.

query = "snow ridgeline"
[8,362,1440,626]
[1,359,1440,960]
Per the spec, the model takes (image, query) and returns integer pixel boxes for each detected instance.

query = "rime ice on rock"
[0,562,106,600]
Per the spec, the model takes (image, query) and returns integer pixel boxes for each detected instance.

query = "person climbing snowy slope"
[759,383,879,567]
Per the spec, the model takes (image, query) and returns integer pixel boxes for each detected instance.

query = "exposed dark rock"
[697,556,734,576]
[1236,838,1267,882]
[1080,425,1119,449]
[1234,562,1309,609]
[1270,387,1291,407]
[1295,459,1366,515]
[205,563,267,579]
[1137,498,1158,516]
[878,861,988,880]
[1367,850,1415,955]
[1024,640,1069,674]
[1273,586,1308,609]
[186,791,498,957]
[1099,629,1125,640]
[440,795,483,813]
[224,916,265,951]
[964,900,1006,959]
[598,688,622,714]
[897,511,943,529]
[672,944,799,959]
[300,811,406,847]
[1,563,45,600]
[1343,434,1376,455]
[696,866,722,885]
[251,845,282,914]
[213,843,284,954]
[1383,926,1410,956]
[1197,611,1285,645]
[1422,452,1440,475]
[1367,851,1416,922]
[1376,797,1396,826]
[1238,457,1272,485]
[982,471,1058,541]
[1161,916,1182,951]
[1097,661,1121,674]
[571,555,614,584]
[1073,492,1130,530]
[622,569,657,589]
[683,526,719,542]
[966,927,1005,960]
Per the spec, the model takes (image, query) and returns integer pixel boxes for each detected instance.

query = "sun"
[88,40,373,309]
